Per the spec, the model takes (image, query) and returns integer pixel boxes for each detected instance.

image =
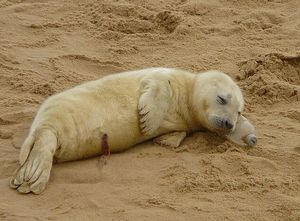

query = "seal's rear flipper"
[10,129,57,194]
[226,115,257,147]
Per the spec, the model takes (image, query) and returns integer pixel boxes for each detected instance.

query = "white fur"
[10,68,245,194]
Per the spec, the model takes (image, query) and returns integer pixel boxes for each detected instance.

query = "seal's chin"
[211,126,233,136]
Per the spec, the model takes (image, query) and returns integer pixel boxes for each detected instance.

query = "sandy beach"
[0,0,299,220]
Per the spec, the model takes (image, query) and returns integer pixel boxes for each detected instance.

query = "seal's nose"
[224,120,233,130]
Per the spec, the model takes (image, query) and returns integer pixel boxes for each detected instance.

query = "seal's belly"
[49,76,149,161]
[55,113,146,162]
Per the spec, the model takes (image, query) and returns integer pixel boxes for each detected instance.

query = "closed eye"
[217,95,227,105]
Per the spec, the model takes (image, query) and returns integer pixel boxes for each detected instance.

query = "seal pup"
[10,68,257,194]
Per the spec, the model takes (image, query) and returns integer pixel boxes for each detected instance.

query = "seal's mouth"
[208,116,235,135]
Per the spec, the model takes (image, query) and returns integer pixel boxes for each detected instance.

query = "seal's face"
[193,71,244,134]
[204,90,242,134]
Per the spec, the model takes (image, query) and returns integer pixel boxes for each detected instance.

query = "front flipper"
[226,115,257,147]
[138,75,173,135]
[154,132,187,148]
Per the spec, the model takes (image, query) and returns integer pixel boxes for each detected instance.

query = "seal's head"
[192,70,244,134]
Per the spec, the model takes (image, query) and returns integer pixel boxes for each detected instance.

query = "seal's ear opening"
[225,115,257,147]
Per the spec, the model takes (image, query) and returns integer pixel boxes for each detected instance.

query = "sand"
[0,0,299,220]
